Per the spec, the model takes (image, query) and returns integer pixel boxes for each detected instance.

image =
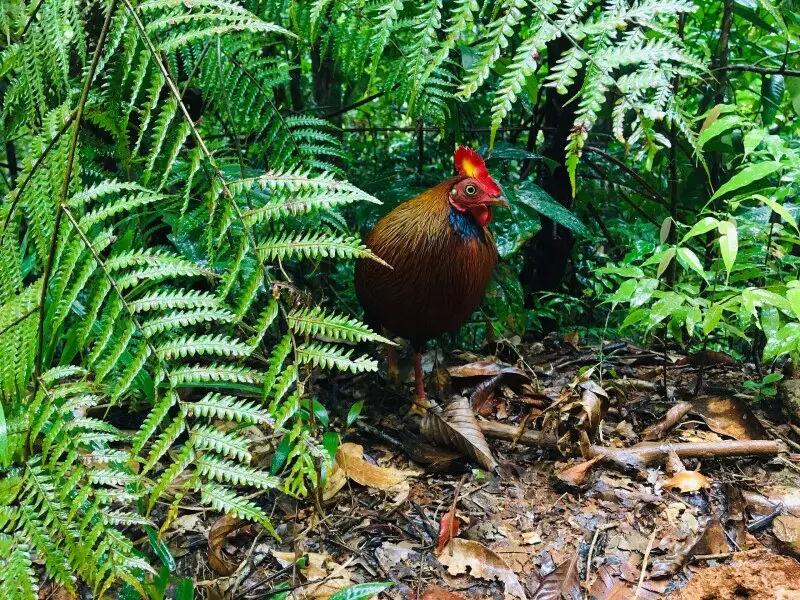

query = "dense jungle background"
[2,0,800,598]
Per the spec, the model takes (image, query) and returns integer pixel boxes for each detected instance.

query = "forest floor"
[134,335,800,600]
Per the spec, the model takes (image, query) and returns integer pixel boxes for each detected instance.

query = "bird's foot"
[407,395,432,417]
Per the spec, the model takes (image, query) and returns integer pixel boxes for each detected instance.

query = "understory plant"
[0,0,388,595]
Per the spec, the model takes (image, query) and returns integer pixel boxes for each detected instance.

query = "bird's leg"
[409,349,432,416]
[386,343,400,387]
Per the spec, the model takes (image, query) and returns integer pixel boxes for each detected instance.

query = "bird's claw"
[407,396,432,417]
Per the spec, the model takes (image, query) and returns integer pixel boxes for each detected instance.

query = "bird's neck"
[448,205,487,241]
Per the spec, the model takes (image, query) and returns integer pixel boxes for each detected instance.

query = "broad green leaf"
[717,221,738,275]
[764,323,800,361]
[743,129,765,156]
[787,77,800,117]
[681,217,719,243]
[741,287,790,311]
[763,372,784,385]
[146,526,176,572]
[347,400,364,428]
[678,247,705,278]
[657,247,675,278]
[516,184,590,237]
[176,578,194,600]
[698,114,743,149]
[752,193,798,232]
[710,161,782,201]
[269,435,291,475]
[698,104,733,134]
[761,74,785,125]
[631,278,659,308]
[328,583,394,600]
[610,278,638,306]
[621,308,649,329]
[322,432,339,460]
[702,304,723,335]
[788,288,800,319]
[659,217,672,244]
[648,293,686,326]
[596,266,644,278]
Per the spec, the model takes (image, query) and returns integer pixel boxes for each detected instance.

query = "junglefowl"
[354,146,507,413]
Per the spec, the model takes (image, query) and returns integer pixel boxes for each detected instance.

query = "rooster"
[355,147,507,413]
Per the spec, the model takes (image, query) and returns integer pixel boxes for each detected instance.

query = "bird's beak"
[486,196,509,209]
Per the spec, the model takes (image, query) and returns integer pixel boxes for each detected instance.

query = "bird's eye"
[465,184,477,196]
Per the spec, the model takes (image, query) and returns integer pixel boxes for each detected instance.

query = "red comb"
[454,146,501,196]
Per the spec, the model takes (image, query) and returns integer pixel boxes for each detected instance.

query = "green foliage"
[0,0,387,595]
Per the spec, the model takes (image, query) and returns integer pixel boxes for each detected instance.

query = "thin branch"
[715,64,800,77]
[21,0,47,36]
[585,147,671,210]
[321,86,395,120]
[33,0,119,399]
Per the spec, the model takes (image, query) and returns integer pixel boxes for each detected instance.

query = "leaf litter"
[155,337,800,600]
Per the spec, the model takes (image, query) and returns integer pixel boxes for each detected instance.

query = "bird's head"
[448,146,508,227]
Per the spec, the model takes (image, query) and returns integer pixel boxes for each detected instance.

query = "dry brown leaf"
[448,361,529,381]
[437,504,459,554]
[422,586,468,600]
[588,565,661,600]
[398,431,466,473]
[207,514,244,576]
[322,459,347,500]
[439,538,527,600]
[564,330,580,350]
[661,470,712,493]
[651,518,728,578]
[335,442,412,504]
[301,553,352,599]
[689,396,769,440]
[420,396,498,472]
[553,456,601,489]
[774,515,800,555]
[530,550,581,600]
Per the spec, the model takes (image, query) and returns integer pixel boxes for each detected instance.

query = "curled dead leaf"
[420,397,498,472]
[437,505,459,554]
[438,538,527,600]
[661,470,712,494]
[208,514,244,576]
[531,551,581,600]
[322,459,347,501]
[553,456,601,490]
[448,361,529,382]
[335,443,412,504]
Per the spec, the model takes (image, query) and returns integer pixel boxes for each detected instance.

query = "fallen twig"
[478,421,781,468]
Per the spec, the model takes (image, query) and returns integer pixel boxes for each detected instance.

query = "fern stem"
[33,0,120,399]
[1,110,77,238]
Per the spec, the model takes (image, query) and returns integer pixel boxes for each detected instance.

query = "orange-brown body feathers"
[354,147,506,409]
[354,177,499,349]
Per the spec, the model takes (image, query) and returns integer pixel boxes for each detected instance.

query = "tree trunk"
[520,37,583,315]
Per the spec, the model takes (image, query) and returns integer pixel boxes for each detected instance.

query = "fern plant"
[0,0,388,596]
[290,0,701,191]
